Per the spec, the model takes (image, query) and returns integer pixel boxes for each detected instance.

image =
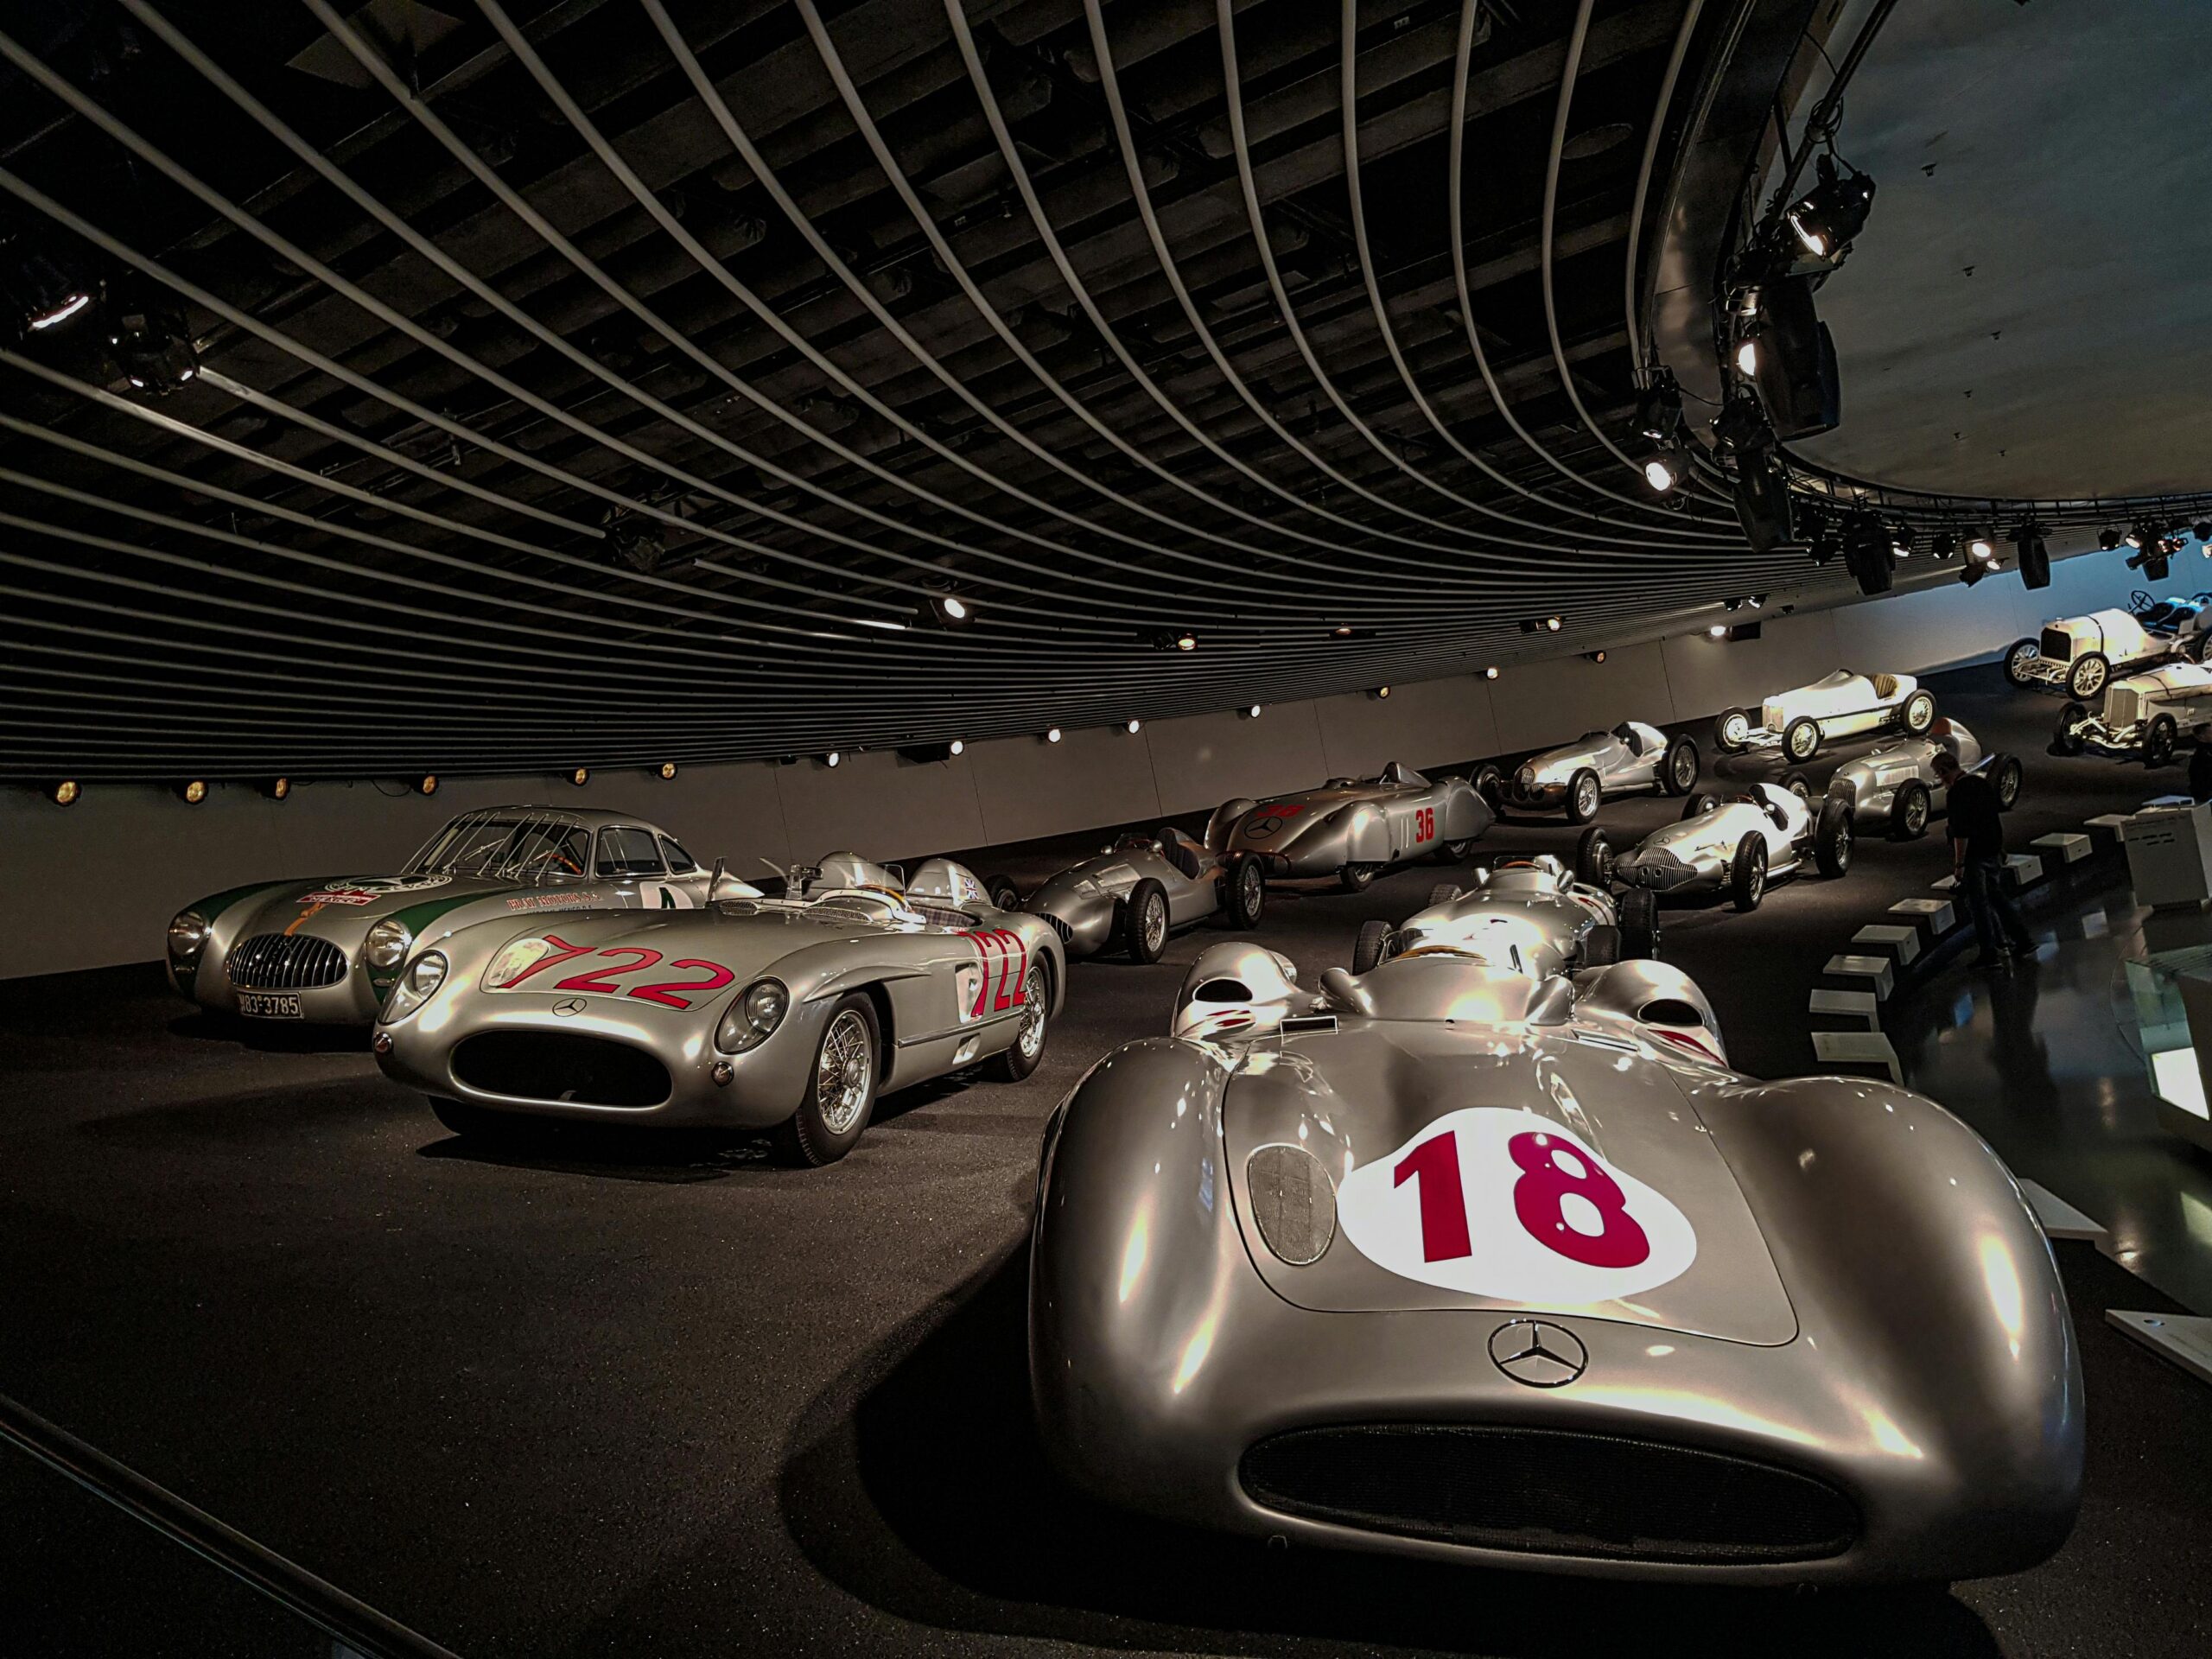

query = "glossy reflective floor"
[1888,880,2212,1313]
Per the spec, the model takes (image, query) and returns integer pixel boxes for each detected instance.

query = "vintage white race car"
[1472,722,1701,823]
[1352,854,1660,977]
[2050,660,2212,763]
[1824,719,2025,837]
[2005,590,2212,700]
[1577,781,1853,911]
[1713,671,1936,764]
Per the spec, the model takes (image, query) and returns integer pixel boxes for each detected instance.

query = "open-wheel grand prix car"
[1207,763,1493,893]
[1825,719,2024,838]
[1022,826,1264,963]
[2005,589,2212,700]
[1576,781,1853,912]
[1028,941,2082,1583]
[1472,722,1700,824]
[1351,854,1659,978]
[167,806,731,1027]
[2050,660,2212,764]
[372,852,1064,1165]
[1713,670,1937,764]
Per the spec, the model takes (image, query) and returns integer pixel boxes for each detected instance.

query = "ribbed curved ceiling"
[0,0,1834,781]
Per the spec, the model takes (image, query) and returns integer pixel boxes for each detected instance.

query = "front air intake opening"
[452,1031,672,1109]
[1240,1424,1858,1565]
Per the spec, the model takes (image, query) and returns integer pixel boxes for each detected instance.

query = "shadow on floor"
[773,1249,2000,1658]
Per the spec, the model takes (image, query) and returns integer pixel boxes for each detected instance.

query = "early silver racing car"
[1207,762,1493,892]
[1713,670,1937,764]
[1022,826,1265,963]
[2005,589,2212,700]
[2050,659,2212,764]
[1351,854,1660,977]
[1576,781,1853,911]
[1824,718,2024,838]
[372,851,1065,1165]
[167,806,728,1027]
[1473,722,1700,823]
[1029,941,2082,1582]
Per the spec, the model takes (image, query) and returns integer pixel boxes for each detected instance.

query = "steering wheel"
[2132,588,2155,612]
[524,846,585,876]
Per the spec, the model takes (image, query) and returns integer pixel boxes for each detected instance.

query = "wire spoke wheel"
[1014,968,1046,1060]
[816,1007,874,1135]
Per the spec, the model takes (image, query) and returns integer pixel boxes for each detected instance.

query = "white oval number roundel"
[1337,1108,1696,1305]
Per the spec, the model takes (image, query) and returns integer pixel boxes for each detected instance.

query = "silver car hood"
[225,874,520,941]
[1222,1021,1797,1344]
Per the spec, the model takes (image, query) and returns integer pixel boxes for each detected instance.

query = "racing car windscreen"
[405,811,592,882]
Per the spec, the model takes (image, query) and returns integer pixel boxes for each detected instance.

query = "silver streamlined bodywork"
[2005,590,2212,700]
[1826,720,2024,837]
[1207,762,1494,892]
[1477,722,1700,823]
[1581,782,1853,912]
[1357,855,1659,977]
[2050,660,2212,765]
[372,852,1064,1164]
[166,806,737,1027]
[1713,670,1938,764]
[1024,827,1264,963]
[1030,943,2083,1583]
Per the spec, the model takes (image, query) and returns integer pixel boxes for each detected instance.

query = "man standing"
[1933,750,2035,969]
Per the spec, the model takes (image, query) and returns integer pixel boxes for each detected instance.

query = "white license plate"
[237,991,302,1019]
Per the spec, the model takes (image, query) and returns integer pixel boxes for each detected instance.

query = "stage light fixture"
[1124,719,1142,734]
[49,779,79,806]
[108,290,199,395]
[2098,527,2123,550]
[1733,335,1759,378]
[1543,616,1561,632]
[1966,531,1996,562]
[1633,372,1682,442]
[569,766,590,787]
[419,775,439,796]
[1749,594,1767,608]
[1841,511,1895,596]
[1368,686,1392,701]
[658,762,677,780]
[1043,728,1062,744]
[2196,522,2212,543]
[1959,561,1989,588]
[823,752,841,768]
[605,510,665,575]
[1642,450,1681,494]
[1586,651,1607,664]
[1724,597,1743,613]
[176,779,207,804]
[1239,705,1262,720]
[948,739,965,756]
[260,777,290,801]
[1707,624,1728,639]
[1484,666,1500,680]
[1890,526,1915,558]
[930,594,973,626]
[1786,153,1877,260]
[1929,531,1959,560]
[2012,522,2050,589]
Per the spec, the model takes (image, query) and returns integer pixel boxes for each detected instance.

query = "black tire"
[2145,715,2178,768]
[1682,791,1721,821]
[1565,767,1602,825]
[1661,733,1700,796]
[1436,838,1476,861]
[1778,769,1815,801]
[983,963,1048,1082]
[1993,753,2024,810]
[1891,779,1931,840]
[1900,689,1938,735]
[1122,877,1170,963]
[1427,881,1462,908]
[775,992,881,1167]
[1224,854,1265,928]
[2002,639,2041,687]
[1713,708,1751,753]
[1471,762,1504,808]
[1815,797,1855,878]
[1339,863,1379,893]
[1583,925,1622,968]
[1574,826,1611,887]
[984,874,1021,912]
[1351,918,1392,974]
[1618,887,1660,960]
[1729,835,1767,912]
[1783,715,1821,763]
[2051,702,2087,757]
[2067,653,2109,702]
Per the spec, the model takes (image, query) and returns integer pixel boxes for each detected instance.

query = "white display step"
[2018,1179,2110,1246]
[2031,831,2092,865]
[2086,812,2133,839]
[1852,924,1920,964]
[1821,953,1895,1000]
[1808,988,1880,1029]
[2107,1311,2212,1388]
[1811,1030,1902,1084]
[1890,896,1957,933]
[2003,851,2046,888]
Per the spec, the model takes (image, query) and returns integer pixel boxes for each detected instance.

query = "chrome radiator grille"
[2040,626,2073,662]
[2104,685,2144,728]
[226,934,348,989]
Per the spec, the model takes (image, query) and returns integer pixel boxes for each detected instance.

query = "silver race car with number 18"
[1029,942,2082,1582]
[372,852,1064,1165]
[1208,762,1493,892]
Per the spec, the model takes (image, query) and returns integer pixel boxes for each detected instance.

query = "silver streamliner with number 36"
[1028,942,2082,1583]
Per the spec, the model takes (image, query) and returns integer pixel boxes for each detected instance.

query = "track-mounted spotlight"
[1043,728,1063,744]
[2196,522,2212,543]
[898,744,957,764]
[2012,523,2050,589]
[1642,449,1681,494]
[1633,371,1682,443]
[1544,616,1562,632]
[1124,719,1143,734]
[1484,666,1500,680]
[1929,531,1960,560]
[1841,511,1894,596]
[1724,597,1743,613]
[930,593,973,626]
[108,288,198,396]
[1889,526,1915,558]
[1586,651,1607,664]
[2098,527,2123,550]
[1966,531,1996,562]
[823,751,842,767]
[1239,705,1262,720]
[1786,153,1877,261]
[3,241,92,336]
[948,739,965,756]
[1367,686,1392,701]
[1958,561,1990,589]
[1749,594,1767,608]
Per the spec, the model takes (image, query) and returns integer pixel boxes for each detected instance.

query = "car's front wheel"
[1730,835,1767,912]
[778,994,880,1166]
[2145,714,2179,767]
[985,874,1022,912]
[1713,708,1751,753]
[2003,639,2041,687]
[1471,762,1504,808]
[1435,838,1476,861]
[1351,919,1391,974]
[2068,653,2109,701]
[1900,690,1938,735]
[1891,779,1931,839]
[1661,733,1700,795]
[984,965,1048,1082]
[1340,863,1379,893]
[1618,887,1660,959]
[1223,855,1265,929]
[1565,767,1602,824]
[1993,753,2025,809]
[1815,798,1855,877]
[1575,826,1611,886]
[1783,716,1821,762]
[1122,878,1170,963]
[2051,702,2088,756]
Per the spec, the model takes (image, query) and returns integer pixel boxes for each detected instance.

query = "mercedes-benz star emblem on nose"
[552,998,588,1017]
[1488,1319,1588,1387]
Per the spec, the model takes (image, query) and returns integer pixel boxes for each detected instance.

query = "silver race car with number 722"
[1207,762,1493,892]
[372,853,1065,1165]
[1028,941,2082,1582]
[167,806,726,1027]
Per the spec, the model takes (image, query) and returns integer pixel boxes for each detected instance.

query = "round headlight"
[1244,1143,1337,1265]
[167,909,209,960]
[365,917,414,971]
[715,977,789,1055]
[381,950,448,1021]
